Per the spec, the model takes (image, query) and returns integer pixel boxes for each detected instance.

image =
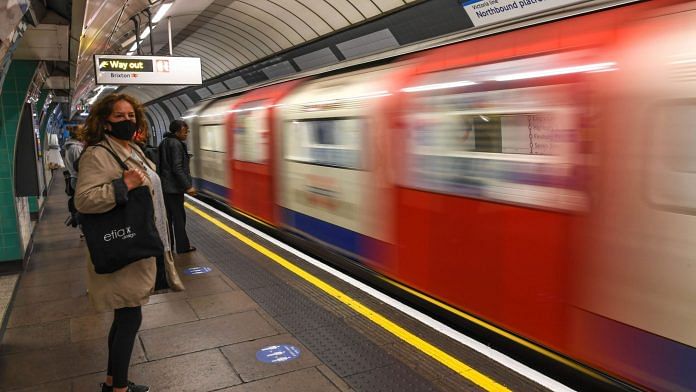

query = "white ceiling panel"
[323,0,365,24]
[208,10,284,52]
[199,32,254,64]
[296,1,351,30]
[249,1,322,40]
[231,2,304,46]
[74,0,417,108]
[279,0,334,35]
[347,0,381,18]
[182,36,245,68]
[374,0,408,10]
[205,20,273,57]
[202,23,264,60]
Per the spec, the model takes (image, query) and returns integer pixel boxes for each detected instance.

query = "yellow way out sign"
[98,59,153,72]
[93,54,202,85]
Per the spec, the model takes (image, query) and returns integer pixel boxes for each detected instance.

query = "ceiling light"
[152,3,173,23]
[493,62,617,81]
[402,80,476,93]
[121,35,136,48]
[140,27,151,40]
[670,58,696,65]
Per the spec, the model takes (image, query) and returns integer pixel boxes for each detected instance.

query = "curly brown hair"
[80,93,148,146]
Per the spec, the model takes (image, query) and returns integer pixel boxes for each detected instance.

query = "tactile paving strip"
[186,213,444,391]
[294,321,397,377]
[346,364,443,392]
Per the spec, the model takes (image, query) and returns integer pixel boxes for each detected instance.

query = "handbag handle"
[92,144,129,171]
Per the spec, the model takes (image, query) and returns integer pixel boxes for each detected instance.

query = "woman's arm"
[74,148,128,214]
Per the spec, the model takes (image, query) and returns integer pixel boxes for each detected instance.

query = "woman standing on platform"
[75,93,184,392]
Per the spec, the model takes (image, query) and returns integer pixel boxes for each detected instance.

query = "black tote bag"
[81,145,164,274]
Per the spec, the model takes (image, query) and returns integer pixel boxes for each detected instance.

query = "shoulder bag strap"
[92,144,129,171]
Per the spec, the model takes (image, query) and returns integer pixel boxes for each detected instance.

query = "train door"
[228,81,302,224]
[193,98,238,200]
[275,66,402,266]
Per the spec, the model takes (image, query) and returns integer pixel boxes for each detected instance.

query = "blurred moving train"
[179,1,696,389]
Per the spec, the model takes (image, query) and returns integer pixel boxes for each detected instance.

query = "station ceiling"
[74,0,419,112]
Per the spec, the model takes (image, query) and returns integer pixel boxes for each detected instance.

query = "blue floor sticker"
[256,344,301,363]
[183,266,212,275]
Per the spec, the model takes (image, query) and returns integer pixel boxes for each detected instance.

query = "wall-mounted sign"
[460,0,584,27]
[94,55,202,85]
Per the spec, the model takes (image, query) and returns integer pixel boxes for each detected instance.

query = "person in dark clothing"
[158,119,197,254]
[134,127,160,172]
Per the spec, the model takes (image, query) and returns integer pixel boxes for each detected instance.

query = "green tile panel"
[0,204,15,217]
[0,60,38,262]
[0,247,20,261]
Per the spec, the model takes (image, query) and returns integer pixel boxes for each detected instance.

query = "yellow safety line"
[185,202,511,392]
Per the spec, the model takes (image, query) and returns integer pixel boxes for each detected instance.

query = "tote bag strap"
[92,144,129,171]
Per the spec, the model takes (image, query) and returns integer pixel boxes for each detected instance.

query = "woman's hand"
[123,169,146,190]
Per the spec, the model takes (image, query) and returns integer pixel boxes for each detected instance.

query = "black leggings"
[107,306,142,388]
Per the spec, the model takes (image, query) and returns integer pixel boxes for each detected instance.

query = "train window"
[234,105,268,163]
[199,124,226,153]
[648,102,696,213]
[436,113,558,155]
[404,84,585,211]
[412,111,560,155]
[285,118,363,169]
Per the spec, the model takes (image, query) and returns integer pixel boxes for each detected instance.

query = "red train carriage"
[226,81,302,224]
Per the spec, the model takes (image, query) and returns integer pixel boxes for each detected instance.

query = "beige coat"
[75,136,183,311]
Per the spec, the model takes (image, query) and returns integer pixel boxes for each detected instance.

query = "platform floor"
[0,180,550,391]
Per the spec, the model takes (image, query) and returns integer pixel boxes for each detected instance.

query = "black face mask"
[108,120,138,140]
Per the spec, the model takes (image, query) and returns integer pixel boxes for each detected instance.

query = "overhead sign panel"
[460,0,584,27]
[94,55,202,85]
